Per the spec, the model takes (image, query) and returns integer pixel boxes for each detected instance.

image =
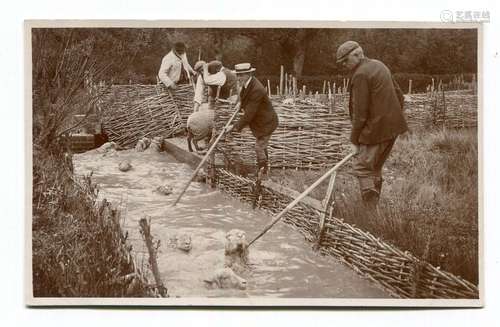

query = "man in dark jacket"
[336,41,407,206]
[226,63,279,175]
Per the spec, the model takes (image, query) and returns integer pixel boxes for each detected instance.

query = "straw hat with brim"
[336,41,360,63]
[233,63,256,74]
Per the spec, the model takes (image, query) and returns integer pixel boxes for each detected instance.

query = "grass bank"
[271,128,478,284]
[32,143,153,297]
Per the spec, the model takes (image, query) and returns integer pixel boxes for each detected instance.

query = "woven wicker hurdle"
[213,99,352,170]
[99,84,195,148]
[404,92,478,130]
[215,168,479,299]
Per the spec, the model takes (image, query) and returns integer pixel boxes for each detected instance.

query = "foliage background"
[33,28,477,92]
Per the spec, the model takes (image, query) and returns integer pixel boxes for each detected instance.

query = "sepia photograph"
[25,20,481,306]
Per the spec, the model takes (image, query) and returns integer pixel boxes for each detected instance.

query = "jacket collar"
[351,57,370,75]
[241,76,254,100]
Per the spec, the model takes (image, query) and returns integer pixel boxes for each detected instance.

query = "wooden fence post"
[139,217,168,297]
[280,65,284,96]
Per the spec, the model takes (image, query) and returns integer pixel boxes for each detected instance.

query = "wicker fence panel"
[214,100,351,170]
[98,84,160,120]
[100,84,194,148]
[215,168,479,299]
[405,92,478,130]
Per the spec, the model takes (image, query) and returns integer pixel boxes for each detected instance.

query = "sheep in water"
[118,160,132,172]
[153,185,173,196]
[148,136,163,152]
[96,141,116,153]
[224,229,249,271]
[203,267,247,290]
[135,137,151,152]
[167,232,192,252]
[202,229,250,290]
[186,107,214,153]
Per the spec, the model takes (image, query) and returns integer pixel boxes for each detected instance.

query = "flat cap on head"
[336,41,360,63]
[174,42,186,53]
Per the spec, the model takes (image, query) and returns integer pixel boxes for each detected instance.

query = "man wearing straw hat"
[158,42,195,90]
[226,63,279,176]
[336,41,407,206]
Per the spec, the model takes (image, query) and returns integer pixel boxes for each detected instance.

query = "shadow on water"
[73,149,388,298]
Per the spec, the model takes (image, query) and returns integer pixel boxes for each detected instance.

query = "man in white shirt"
[158,42,195,90]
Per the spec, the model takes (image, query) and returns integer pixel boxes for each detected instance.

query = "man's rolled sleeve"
[350,74,370,145]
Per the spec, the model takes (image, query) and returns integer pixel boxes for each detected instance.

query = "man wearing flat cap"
[158,42,195,90]
[336,41,407,206]
[226,63,279,176]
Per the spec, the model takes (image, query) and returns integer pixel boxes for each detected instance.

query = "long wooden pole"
[248,152,355,247]
[171,101,241,206]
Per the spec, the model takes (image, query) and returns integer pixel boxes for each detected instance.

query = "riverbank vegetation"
[31,29,153,297]
[271,128,478,284]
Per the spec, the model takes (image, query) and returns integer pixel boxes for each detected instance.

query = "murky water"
[73,149,388,298]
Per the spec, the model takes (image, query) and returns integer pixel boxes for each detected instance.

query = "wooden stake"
[285,73,288,96]
[267,79,271,97]
[139,218,168,297]
[322,80,326,94]
[408,79,412,95]
[279,65,284,96]
[293,77,297,97]
[248,152,355,247]
[314,171,337,250]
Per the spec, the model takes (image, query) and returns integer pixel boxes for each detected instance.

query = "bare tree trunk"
[213,31,225,62]
[293,47,306,78]
[292,29,317,78]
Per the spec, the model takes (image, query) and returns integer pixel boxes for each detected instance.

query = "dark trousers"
[255,134,271,165]
[352,137,397,202]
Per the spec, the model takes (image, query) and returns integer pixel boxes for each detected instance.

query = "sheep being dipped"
[224,229,249,272]
[135,137,151,152]
[186,106,214,153]
[148,136,163,152]
[203,267,247,290]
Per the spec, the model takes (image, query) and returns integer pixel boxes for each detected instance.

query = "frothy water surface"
[73,149,388,298]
